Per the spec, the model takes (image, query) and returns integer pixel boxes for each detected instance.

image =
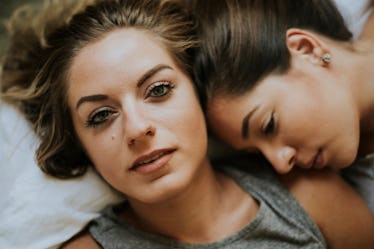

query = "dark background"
[0,0,42,56]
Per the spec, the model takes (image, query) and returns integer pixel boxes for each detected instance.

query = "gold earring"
[321,53,331,64]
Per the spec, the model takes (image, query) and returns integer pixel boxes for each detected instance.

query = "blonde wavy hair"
[0,0,198,178]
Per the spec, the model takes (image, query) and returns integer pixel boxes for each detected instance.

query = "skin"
[66,27,258,244]
[68,28,210,204]
[207,28,374,174]
[60,28,374,248]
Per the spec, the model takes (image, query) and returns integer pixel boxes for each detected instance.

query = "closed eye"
[263,112,275,136]
[85,107,118,128]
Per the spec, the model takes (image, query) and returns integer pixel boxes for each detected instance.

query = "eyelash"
[145,81,174,99]
[263,112,275,136]
[85,107,117,128]
[84,82,174,128]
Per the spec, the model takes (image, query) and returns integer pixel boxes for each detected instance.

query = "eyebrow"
[76,94,108,109]
[137,64,173,87]
[75,64,173,109]
[241,106,259,139]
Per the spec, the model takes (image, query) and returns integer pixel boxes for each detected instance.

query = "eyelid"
[85,106,118,128]
[88,106,113,117]
[262,111,275,136]
[144,81,174,98]
[241,147,260,154]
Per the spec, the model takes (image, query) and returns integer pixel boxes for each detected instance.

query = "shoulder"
[280,168,374,249]
[60,231,102,249]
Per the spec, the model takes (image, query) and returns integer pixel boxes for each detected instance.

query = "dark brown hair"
[1,0,197,178]
[187,0,352,105]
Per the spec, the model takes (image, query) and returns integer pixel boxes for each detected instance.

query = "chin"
[331,133,360,168]
[136,173,192,204]
[334,149,358,169]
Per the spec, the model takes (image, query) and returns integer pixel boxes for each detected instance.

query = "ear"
[286,28,330,66]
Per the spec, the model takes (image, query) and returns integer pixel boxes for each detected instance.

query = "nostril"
[146,130,153,136]
[289,155,296,166]
[128,138,135,146]
[128,125,155,146]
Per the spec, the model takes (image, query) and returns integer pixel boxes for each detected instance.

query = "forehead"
[206,94,250,147]
[70,28,173,78]
[207,91,255,120]
[67,28,176,100]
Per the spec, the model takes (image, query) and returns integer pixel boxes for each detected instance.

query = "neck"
[354,56,374,134]
[352,11,374,133]
[349,54,374,155]
[122,161,258,243]
[349,13,374,155]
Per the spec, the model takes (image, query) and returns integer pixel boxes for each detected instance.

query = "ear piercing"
[321,53,331,64]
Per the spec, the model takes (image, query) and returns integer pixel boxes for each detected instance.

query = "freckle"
[111,135,116,140]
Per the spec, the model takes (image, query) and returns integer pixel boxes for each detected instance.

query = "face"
[207,71,360,174]
[67,29,208,204]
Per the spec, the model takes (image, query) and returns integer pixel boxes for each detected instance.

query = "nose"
[125,105,155,146]
[127,124,155,146]
[261,144,296,174]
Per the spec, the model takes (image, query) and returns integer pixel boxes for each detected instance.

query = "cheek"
[84,135,114,163]
[183,104,207,141]
[83,132,128,189]
[74,121,125,173]
[174,95,208,153]
[279,96,323,133]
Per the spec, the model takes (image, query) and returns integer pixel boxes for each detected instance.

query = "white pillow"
[0,101,124,249]
[334,0,373,39]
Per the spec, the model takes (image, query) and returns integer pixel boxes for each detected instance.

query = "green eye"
[86,108,117,128]
[146,82,174,98]
[151,85,168,97]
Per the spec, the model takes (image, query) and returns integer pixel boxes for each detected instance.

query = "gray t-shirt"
[89,159,326,249]
[341,153,374,214]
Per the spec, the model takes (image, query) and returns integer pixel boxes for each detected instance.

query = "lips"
[311,150,324,169]
[130,149,176,174]
[303,150,324,169]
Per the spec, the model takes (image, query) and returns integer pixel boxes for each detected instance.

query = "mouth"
[310,149,324,169]
[130,148,176,174]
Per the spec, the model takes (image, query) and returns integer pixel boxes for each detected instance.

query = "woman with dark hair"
[189,0,374,212]
[1,0,374,248]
